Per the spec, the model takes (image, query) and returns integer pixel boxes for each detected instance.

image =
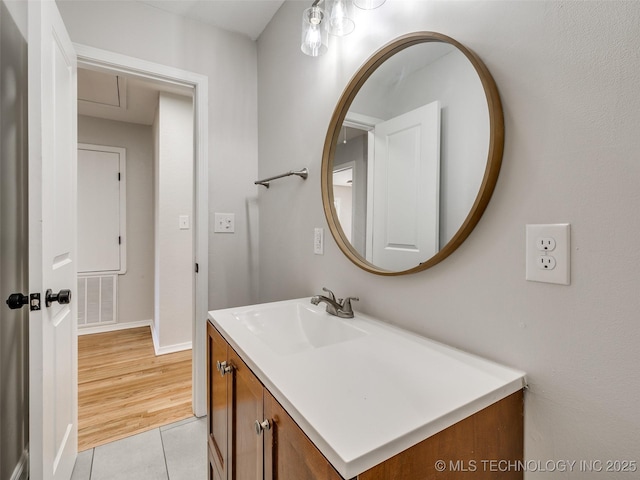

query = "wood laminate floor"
[78,327,192,451]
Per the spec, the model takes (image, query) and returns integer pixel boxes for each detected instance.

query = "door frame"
[74,43,209,417]
[343,113,378,261]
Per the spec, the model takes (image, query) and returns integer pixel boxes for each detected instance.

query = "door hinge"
[118,172,121,181]
[118,236,121,245]
[195,263,199,273]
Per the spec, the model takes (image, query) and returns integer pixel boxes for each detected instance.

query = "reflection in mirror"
[323,33,501,274]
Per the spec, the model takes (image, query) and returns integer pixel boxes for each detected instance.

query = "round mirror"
[321,32,504,275]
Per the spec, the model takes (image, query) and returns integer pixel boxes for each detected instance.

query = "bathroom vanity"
[207,298,525,480]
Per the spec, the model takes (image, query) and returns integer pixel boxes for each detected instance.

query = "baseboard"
[77,319,153,336]
[10,447,28,480]
[155,341,192,355]
[150,322,192,355]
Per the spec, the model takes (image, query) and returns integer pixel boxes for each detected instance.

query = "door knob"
[45,289,72,307]
[5,293,41,311]
[6,293,29,310]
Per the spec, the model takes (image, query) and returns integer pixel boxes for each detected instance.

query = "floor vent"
[78,274,117,327]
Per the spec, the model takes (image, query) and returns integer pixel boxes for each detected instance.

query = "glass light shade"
[326,0,355,36]
[353,0,386,9]
[301,6,329,57]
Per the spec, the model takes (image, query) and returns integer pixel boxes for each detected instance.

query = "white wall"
[153,92,194,352]
[77,115,154,327]
[258,0,640,473]
[58,0,260,309]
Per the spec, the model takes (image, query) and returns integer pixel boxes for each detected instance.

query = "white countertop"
[208,298,526,479]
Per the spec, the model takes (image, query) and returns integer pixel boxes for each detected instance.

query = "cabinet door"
[264,390,344,480]
[229,349,264,480]
[208,323,230,478]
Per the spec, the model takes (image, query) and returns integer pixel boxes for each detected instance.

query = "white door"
[77,145,126,274]
[370,101,441,271]
[28,2,78,479]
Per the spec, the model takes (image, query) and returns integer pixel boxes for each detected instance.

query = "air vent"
[77,274,117,327]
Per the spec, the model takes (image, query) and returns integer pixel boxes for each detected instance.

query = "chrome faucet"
[310,287,359,318]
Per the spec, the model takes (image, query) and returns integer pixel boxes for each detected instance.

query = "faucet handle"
[341,296,359,313]
[322,287,336,301]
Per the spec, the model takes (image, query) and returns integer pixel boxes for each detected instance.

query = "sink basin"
[233,302,367,355]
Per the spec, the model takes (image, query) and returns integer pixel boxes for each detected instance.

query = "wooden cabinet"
[207,322,341,480]
[357,392,523,480]
[208,321,523,480]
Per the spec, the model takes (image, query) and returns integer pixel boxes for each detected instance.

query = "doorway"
[75,63,198,448]
[74,44,209,430]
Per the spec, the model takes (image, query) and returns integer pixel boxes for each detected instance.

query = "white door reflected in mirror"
[370,101,440,270]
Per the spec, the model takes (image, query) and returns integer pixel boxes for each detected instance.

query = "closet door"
[77,144,126,274]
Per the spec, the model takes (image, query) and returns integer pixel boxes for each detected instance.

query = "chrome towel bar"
[255,168,308,188]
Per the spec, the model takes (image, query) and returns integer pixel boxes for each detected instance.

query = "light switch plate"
[314,228,324,255]
[179,215,190,230]
[526,224,570,285]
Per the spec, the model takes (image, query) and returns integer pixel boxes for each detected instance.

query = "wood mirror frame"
[321,32,505,276]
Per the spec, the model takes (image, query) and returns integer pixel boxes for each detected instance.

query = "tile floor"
[71,416,207,480]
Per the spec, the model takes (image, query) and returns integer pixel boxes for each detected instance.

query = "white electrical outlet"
[314,228,324,255]
[536,237,556,252]
[214,213,235,233]
[526,224,570,285]
[537,255,556,270]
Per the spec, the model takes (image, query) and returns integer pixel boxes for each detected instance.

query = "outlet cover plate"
[526,224,570,285]
[214,213,235,233]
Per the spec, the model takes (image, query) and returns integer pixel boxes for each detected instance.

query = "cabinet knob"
[216,360,233,377]
[255,419,271,435]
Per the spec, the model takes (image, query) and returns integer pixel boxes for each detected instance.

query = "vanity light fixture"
[301,0,385,56]
[301,4,328,57]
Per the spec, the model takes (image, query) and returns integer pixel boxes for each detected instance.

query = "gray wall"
[78,115,155,328]
[257,0,640,472]
[0,0,29,478]
[58,0,260,310]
